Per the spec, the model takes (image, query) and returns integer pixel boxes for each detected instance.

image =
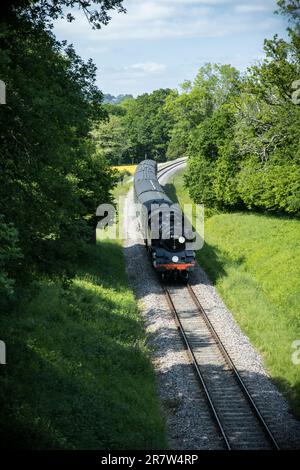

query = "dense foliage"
[184,24,300,214]
[93,89,175,164]
[0,2,123,300]
[187,2,300,215]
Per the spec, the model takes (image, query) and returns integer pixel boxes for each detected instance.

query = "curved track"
[157,158,187,179]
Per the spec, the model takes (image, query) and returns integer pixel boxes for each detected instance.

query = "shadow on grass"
[196,243,246,284]
[163,183,180,204]
[4,328,298,448]
[76,241,129,290]
[163,180,246,284]
[272,376,300,421]
[0,241,166,450]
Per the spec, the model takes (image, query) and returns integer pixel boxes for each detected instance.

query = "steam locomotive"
[134,160,196,280]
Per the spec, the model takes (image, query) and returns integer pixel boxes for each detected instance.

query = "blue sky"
[53,0,288,96]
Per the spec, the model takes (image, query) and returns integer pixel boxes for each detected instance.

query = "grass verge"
[0,181,166,449]
[164,169,300,419]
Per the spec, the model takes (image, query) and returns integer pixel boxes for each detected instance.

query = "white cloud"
[235,3,275,14]
[54,0,279,42]
[51,0,286,95]
[98,1,213,40]
[59,2,283,50]
[129,62,167,73]
[101,62,167,81]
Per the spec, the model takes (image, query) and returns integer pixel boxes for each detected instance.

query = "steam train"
[134,160,196,280]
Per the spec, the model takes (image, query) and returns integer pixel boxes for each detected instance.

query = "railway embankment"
[0,181,166,449]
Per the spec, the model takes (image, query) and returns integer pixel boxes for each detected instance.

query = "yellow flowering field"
[113,164,137,174]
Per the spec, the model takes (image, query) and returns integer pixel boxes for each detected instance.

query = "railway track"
[163,282,280,450]
[157,158,187,179]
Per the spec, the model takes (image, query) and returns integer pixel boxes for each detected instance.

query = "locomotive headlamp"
[172,255,179,263]
[179,236,185,244]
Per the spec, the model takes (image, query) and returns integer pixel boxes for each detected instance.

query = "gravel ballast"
[122,162,300,450]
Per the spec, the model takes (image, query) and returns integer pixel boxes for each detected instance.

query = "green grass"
[164,170,300,419]
[0,180,166,449]
[113,175,133,200]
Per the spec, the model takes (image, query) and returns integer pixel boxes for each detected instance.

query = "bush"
[237,160,300,213]
[185,157,216,206]
[0,216,23,299]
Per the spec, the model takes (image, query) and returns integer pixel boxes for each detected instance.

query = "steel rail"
[186,283,280,450]
[163,285,232,450]
[157,159,187,180]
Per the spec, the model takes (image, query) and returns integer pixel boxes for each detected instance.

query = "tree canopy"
[2,1,126,29]
[184,17,300,213]
[92,89,175,164]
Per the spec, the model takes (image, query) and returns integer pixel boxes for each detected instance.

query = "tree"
[0,216,23,300]
[166,121,191,160]
[277,0,300,25]
[0,1,121,296]
[121,89,174,162]
[165,64,241,161]
[183,1,300,215]
[91,112,131,165]
[2,1,126,29]
[230,0,300,213]
[186,107,239,208]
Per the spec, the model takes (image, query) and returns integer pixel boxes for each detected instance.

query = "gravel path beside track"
[123,161,300,449]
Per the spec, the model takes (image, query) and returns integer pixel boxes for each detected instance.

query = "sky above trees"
[53,0,288,96]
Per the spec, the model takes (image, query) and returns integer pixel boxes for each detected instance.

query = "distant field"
[113,164,137,174]
[164,170,300,419]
